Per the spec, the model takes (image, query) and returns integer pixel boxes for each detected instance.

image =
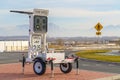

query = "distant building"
[0,36,28,52]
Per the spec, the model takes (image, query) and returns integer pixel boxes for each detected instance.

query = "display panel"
[33,16,47,33]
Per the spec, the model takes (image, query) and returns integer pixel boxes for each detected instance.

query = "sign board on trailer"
[33,16,48,33]
[32,35,41,51]
[33,9,49,16]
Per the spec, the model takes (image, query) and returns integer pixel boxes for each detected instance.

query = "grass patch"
[76,50,120,62]
[48,45,65,50]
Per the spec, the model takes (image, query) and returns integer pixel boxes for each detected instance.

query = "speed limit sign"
[32,35,41,51]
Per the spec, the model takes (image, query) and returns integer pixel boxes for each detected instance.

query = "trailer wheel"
[33,59,46,75]
[60,63,72,73]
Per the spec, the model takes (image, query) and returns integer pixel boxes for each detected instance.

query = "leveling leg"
[50,59,54,78]
[75,57,79,75]
[22,54,26,74]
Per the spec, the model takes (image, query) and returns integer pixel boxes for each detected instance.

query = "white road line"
[95,64,101,66]
[108,64,115,67]
[82,64,90,66]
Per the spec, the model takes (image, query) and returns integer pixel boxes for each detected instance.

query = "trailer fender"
[33,57,45,63]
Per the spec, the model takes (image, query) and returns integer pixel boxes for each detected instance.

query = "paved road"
[0,51,120,74]
[0,52,27,64]
[64,50,120,74]
[78,59,120,74]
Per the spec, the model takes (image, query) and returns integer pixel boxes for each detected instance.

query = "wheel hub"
[38,66,40,69]
[63,64,67,67]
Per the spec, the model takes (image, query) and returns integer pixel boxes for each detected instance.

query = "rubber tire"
[33,59,46,75]
[60,63,72,73]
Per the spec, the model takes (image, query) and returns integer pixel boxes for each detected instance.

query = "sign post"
[94,22,103,44]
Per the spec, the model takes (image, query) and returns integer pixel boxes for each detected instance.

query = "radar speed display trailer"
[10,9,79,76]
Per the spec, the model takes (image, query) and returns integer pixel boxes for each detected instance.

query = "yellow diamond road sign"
[95,22,103,31]
[96,31,101,35]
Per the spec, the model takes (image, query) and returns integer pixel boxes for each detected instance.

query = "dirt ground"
[0,63,116,80]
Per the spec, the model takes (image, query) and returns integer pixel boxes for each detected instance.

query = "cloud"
[76,0,118,5]
[48,8,120,18]
[0,10,9,15]
[35,0,118,6]
[35,0,80,4]
[1,7,120,18]
[0,0,120,37]
[0,24,28,36]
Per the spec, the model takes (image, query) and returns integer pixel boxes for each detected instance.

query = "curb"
[95,74,120,80]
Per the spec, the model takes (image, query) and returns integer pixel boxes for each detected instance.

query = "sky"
[0,0,120,37]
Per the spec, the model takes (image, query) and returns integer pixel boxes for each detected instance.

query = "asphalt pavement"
[0,51,120,74]
[0,52,27,64]
[64,50,120,74]
[78,59,120,74]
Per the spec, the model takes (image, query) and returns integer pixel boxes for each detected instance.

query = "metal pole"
[28,15,32,59]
